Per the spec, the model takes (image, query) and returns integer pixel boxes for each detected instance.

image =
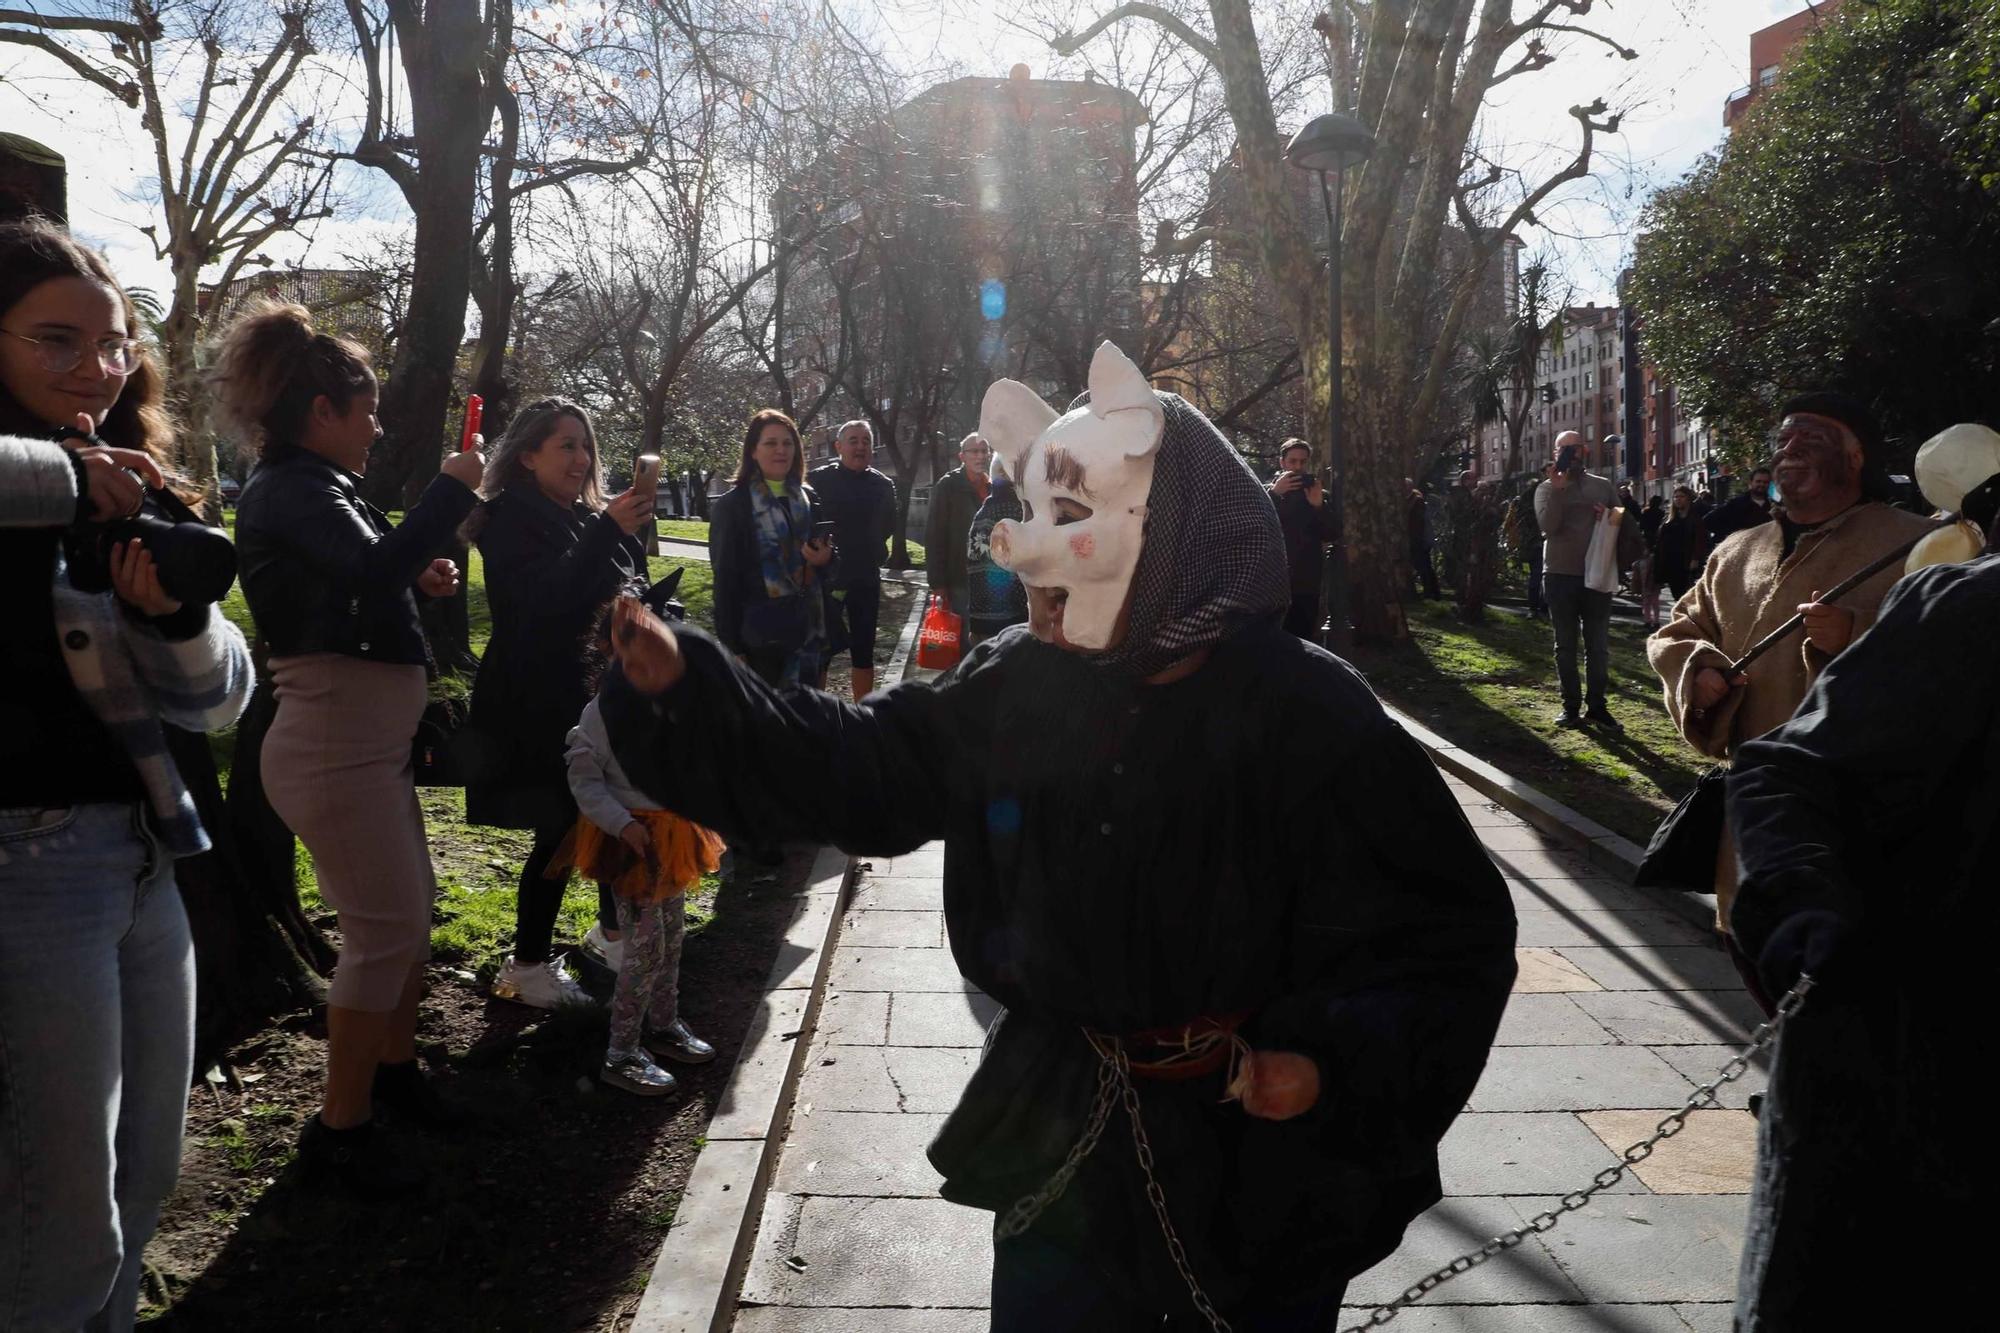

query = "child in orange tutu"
[560,598,724,1096]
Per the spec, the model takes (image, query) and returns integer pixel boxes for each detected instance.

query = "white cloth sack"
[1584,510,1622,594]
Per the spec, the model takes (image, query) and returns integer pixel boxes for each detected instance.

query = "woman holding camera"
[0,220,253,1329]
[220,302,484,1198]
[709,408,832,688]
[463,398,655,1006]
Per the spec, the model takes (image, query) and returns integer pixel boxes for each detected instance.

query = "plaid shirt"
[3,434,253,855]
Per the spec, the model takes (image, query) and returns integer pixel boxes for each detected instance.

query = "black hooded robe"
[601,616,1515,1314]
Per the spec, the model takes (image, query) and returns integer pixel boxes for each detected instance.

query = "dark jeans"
[826,577,882,669]
[1410,539,1440,599]
[1525,546,1546,615]
[516,795,616,965]
[991,1229,1348,1333]
[1544,572,1611,715]
[1282,590,1320,640]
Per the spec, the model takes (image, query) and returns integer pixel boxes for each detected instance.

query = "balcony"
[1724,84,1756,128]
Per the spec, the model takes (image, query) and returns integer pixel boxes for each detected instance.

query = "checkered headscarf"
[1070,390,1289,678]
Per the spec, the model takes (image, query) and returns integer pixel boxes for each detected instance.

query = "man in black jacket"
[808,420,897,697]
[924,432,991,613]
[602,342,1514,1330]
[1704,463,1773,546]
[1267,438,1332,639]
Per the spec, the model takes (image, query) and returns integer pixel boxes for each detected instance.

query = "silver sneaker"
[491,957,592,1010]
[601,1047,678,1097]
[645,1017,716,1065]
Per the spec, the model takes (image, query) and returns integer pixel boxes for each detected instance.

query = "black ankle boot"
[372,1059,471,1132]
[297,1116,425,1200]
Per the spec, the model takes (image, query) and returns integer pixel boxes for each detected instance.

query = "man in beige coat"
[1648,392,1931,1005]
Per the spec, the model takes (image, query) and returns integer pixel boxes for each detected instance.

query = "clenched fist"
[1227,1050,1322,1121]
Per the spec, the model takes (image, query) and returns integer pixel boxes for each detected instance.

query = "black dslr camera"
[60,429,238,606]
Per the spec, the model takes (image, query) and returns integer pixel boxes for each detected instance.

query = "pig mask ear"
[980,379,1060,480]
[1086,340,1164,460]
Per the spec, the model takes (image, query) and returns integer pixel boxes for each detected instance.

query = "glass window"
[1758,63,1779,87]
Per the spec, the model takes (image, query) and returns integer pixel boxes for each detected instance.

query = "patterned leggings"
[608,894,686,1054]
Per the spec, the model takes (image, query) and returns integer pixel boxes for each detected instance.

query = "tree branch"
[0,29,137,105]
[1049,4,1220,69]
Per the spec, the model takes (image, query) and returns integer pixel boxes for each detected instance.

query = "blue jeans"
[1544,572,1612,715]
[0,803,194,1332]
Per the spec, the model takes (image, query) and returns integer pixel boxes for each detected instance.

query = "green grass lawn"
[655,516,926,566]
[1352,599,1706,846]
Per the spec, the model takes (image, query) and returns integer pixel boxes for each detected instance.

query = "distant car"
[219,475,242,507]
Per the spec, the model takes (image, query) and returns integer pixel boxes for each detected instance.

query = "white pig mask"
[980,342,1165,651]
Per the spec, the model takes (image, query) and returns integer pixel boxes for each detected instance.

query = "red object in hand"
[915,594,962,671]
[459,394,484,452]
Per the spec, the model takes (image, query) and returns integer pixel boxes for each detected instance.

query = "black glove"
[1756,908,1852,998]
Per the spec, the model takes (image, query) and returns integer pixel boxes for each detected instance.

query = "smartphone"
[632,453,661,503]
[811,519,837,546]
[459,394,484,453]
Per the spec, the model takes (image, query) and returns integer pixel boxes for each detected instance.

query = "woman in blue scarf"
[709,408,832,687]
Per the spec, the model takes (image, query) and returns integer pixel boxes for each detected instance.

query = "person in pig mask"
[598,342,1515,1329]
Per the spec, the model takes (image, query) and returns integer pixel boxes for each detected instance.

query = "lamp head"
[1283,112,1376,173]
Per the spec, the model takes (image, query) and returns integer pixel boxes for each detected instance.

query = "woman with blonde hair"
[223,300,485,1197]
[462,397,655,1004]
[0,218,252,1329]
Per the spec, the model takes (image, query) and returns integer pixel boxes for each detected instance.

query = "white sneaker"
[491,957,591,1010]
[582,924,625,973]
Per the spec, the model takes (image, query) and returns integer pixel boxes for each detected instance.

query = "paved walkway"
[730,778,1764,1332]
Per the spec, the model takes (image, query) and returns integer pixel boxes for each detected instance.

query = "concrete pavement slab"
[704,990,812,1142]
[795,1045,979,1113]
[1526,1194,1747,1303]
[1557,946,1745,993]
[1346,1198,1583,1306]
[847,877,946,911]
[1455,803,1532,828]
[1649,1045,1770,1110]
[1438,1112,1644,1195]
[1579,1110,1756,1195]
[1572,990,1762,1047]
[739,1194,990,1307]
[1492,994,1616,1046]
[1513,909,1711,949]
[630,1140,764,1333]
[736,1312,987,1333]
[841,909,944,948]
[1508,876,1662,913]
[771,1111,949,1196]
[815,991,890,1046]
[828,945,974,993]
[888,991,1000,1048]
[1673,1303,1736,1332]
[767,894,840,990]
[1468,1045,1700,1112]
[880,848,947,876]
[1512,948,1604,993]
[1481,845,1602,881]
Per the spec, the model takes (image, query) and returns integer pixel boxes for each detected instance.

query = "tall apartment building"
[1724,0,1844,130]
[1474,302,1626,485]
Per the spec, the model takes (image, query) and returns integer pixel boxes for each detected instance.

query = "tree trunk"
[1346,368,1413,644]
[161,267,222,522]
[166,696,329,1069]
[363,0,487,512]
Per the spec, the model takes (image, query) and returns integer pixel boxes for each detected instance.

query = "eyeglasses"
[1,328,142,376]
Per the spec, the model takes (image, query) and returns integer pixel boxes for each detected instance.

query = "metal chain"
[994,1042,1121,1241]
[1113,1038,1235,1333]
[1334,972,1815,1333]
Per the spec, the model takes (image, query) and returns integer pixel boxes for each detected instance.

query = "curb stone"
[629,588,932,1333]
[1381,704,1720,934]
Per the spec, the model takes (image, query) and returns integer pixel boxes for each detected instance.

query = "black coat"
[1704,491,1773,546]
[602,619,1515,1302]
[1726,555,1998,1329]
[923,467,983,597]
[707,479,820,655]
[237,444,476,664]
[806,460,896,587]
[463,484,645,828]
[1269,474,1334,595]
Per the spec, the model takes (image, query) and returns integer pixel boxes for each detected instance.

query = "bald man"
[1534,433,1623,727]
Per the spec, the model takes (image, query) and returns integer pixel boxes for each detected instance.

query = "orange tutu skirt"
[544,808,725,904]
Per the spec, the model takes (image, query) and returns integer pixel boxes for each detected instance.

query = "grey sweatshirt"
[1534,470,1618,577]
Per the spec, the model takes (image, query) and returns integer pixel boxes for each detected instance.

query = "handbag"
[915,594,963,670]
[1584,510,1622,594]
[411,693,468,787]
[742,593,811,651]
[1634,765,1728,890]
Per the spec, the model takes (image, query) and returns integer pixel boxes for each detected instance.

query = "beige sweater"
[1646,501,1933,925]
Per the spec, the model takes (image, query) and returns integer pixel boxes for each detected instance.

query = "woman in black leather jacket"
[462,398,653,1006]
[224,302,485,1197]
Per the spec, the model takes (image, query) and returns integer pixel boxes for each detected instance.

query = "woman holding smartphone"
[463,397,654,1004]
[222,301,483,1197]
[709,408,833,688]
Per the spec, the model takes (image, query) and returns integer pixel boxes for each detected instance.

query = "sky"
[2,0,1832,309]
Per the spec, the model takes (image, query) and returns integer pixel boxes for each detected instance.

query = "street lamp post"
[1284,112,1375,655]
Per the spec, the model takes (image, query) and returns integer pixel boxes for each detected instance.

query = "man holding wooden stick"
[1647,391,1931,1008]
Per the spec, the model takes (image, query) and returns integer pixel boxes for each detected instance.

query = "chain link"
[1335,973,1814,1333]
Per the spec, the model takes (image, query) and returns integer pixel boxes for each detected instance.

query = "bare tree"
[1049,0,1633,640]
[1,0,339,518]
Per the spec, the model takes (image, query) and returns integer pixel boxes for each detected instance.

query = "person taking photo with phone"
[462,397,654,1005]
[0,218,254,1330]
